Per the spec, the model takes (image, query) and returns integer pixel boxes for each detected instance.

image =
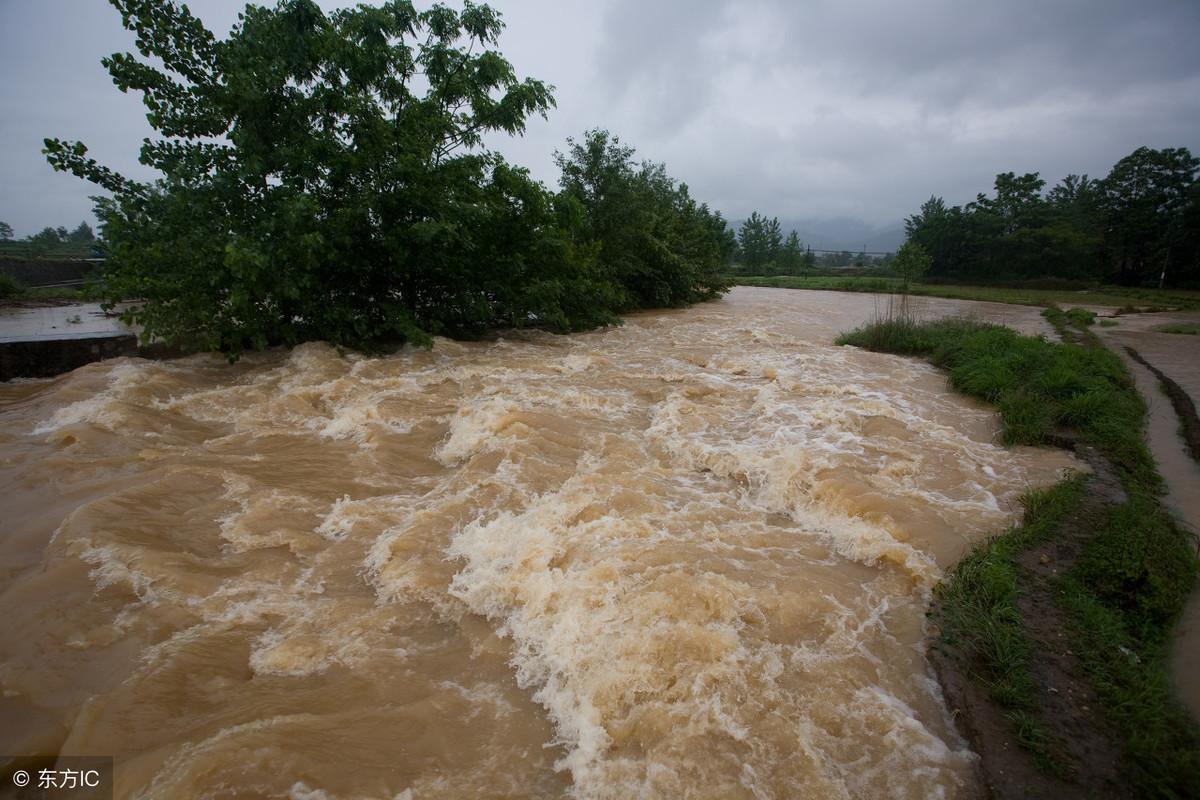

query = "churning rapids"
[1,288,1079,799]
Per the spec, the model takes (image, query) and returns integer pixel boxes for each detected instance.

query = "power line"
[805,248,895,256]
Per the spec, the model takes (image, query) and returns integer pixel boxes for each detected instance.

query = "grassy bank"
[1158,322,1200,335]
[0,275,91,304]
[838,311,1199,796]
[735,274,1200,310]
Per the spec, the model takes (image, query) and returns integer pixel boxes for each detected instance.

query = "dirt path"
[1092,311,1200,721]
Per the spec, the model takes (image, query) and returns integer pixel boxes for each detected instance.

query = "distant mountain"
[784,218,907,253]
[732,216,906,254]
[863,226,906,254]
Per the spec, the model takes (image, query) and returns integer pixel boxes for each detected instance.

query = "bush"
[0,272,24,300]
[1066,307,1097,326]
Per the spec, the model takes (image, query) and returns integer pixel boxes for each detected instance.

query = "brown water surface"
[0,288,1077,799]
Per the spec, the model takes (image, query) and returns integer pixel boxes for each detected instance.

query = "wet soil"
[1124,346,1200,462]
[929,444,1135,800]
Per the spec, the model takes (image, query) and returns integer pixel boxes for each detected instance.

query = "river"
[0,288,1079,799]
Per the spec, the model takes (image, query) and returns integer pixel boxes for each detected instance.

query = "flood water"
[0,288,1079,799]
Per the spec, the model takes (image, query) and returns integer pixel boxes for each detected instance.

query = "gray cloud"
[2,0,1198,239]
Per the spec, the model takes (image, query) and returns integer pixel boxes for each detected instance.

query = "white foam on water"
[315,495,360,542]
[435,396,521,465]
[442,454,973,797]
[32,361,150,434]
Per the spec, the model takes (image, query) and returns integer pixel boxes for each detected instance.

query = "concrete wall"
[0,333,139,381]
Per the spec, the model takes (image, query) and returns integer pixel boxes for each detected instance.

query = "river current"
[0,288,1078,799]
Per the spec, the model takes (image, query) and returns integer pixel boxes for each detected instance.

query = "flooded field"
[0,288,1079,799]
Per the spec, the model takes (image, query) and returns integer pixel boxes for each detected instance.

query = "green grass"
[1059,551,1200,796]
[935,477,1086,772]
[0,281,94,303]
[1065,307,1096,327]
[1157,323,1200,335]
[1100,319,1119,328]
[838,315,1153,475]
[733,274,1200,310]
[0,272,22,300]
[839,309,1199,795]
[935,477,1083,700]
[1009,709,1065,775]
[21,285,91,301]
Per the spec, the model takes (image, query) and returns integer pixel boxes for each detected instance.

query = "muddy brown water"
[0,288,1080,799]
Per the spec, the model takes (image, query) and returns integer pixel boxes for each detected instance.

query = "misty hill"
[733,217,906,253]
[784,218,907,253]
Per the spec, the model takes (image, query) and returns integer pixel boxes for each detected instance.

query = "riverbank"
[838,309,1200,797]
[1090,315,1200,728]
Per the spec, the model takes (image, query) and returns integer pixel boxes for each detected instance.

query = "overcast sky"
[2,0,1198,240]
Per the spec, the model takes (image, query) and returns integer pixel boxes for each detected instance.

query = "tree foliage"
[45,1,728,356]
[737,212,778,272]
[892,241,931,292]
[67,222,95,243]
[779,230,805,274]
[2,222,95,257]
[554,129,730,309]
[1097,146,1199,287]
[735,212,810,274]
[905,146,1200,287]
[27,226,69,257]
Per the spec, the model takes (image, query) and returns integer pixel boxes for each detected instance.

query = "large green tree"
[904,147,1199,287]
[555,128,728,309]
[905,196,970,277]
[26,227,66,258]
[778,230,805,274]
[67,222,95,243]
[44,0,611,355]
[1097,146,1199,286]
[737,211,783,273]
[892,240,931,293]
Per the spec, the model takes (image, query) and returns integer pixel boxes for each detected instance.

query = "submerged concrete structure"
[0,303,137,381]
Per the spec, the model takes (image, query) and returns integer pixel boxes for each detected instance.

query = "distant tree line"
[733,212,815,274]
[730,214,900,273]
[0,221,95,258]
[905,146,1200,287]
[43,0,731,356]
[811,250,893,269]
